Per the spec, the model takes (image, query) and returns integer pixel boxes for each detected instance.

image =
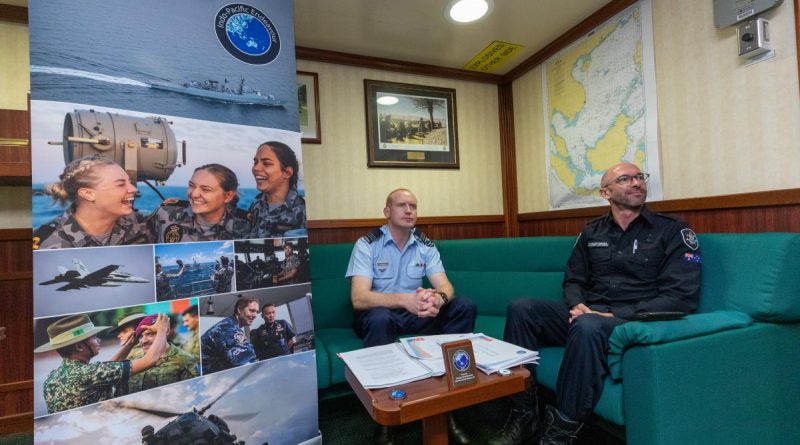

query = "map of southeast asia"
[544,0,661,208]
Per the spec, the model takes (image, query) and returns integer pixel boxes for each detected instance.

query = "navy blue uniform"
[504,206,701,421]
[200,316,256,374]
[251,319,295,360]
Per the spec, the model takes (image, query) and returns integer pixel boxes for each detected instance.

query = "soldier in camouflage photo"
[34,313,169,414]
[126,314,199,393]
[251,303,295,360]
[149,163,249,243]
[248,141,306,238]
[33,155,152,250]
[108,312,147,359]
[211,256,235,293]
[181,304,200,357]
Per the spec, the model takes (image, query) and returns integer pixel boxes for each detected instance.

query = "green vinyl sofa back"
[309,233,800,445]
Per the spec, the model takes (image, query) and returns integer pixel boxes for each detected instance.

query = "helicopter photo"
[122,365,265,445]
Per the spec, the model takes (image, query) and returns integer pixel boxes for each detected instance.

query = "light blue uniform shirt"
[345,225,445,294]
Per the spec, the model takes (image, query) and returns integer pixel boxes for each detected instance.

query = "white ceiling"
[294,0,610,74]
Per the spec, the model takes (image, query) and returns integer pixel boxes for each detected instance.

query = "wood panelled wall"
[0,229,33,435]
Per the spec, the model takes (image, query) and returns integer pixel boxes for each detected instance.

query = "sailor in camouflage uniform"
[35,313,169,414]
[248,141,307,238]
[149,164,249,243]
[272,244,301,286]
[211,256,235,293]
[200,297,259,374]
[33,156,151,250]
[127,315,199,393]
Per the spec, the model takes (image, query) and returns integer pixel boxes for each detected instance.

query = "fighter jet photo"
[39,259,149,291]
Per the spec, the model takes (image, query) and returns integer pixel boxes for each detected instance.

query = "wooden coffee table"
[345,365,530,445]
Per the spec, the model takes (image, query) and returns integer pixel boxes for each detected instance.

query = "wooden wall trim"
[308,214,504,230]
[497,83,519,237]
[0,380,32,394]
[0,4,27,24]
[0,412,33,436]
[502,0,637,83]
[520,188,800,221]
[296,46,503,84]
[0,228,30,241]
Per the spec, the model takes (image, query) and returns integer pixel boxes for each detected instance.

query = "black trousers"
[354,297,477,347]
[504,299,624,421]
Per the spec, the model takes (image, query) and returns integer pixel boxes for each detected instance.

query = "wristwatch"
[437,291,450,307]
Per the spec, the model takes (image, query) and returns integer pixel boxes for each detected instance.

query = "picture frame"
[297,71,321,143]
[364,79,459,168]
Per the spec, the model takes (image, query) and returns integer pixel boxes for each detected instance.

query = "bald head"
[599,162,648,211]
[601,162,641,188]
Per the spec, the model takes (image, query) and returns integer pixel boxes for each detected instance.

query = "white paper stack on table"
[400,333,539,375]
[338,343,444,389]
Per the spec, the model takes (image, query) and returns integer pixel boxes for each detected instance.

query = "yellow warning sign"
[463,41,525,72]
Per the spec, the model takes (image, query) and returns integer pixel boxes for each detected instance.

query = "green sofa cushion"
[314,336,331,389]
[315,328,364,386]
[437,236,576,271]
[697,233,800,322]
[311,277,354,329]
[607,310,753,380]
[537,347,625,425]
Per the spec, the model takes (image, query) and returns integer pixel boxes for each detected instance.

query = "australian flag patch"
[684,252,703,263]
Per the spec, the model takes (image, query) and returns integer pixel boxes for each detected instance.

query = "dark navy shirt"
[563,206,702,320]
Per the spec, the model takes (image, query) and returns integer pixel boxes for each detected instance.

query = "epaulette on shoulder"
[413,231,434,247]
[361,227,384,244]
[32,223,57,250]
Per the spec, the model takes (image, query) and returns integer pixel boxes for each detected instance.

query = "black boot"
[486,386,540,445]
[538,405,582,445]
[447,413,470,445]
[373,424,394,445]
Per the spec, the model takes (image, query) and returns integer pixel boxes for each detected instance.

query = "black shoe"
[538,406,582,445]
[486,406,537,445]
[447,413,470,445]
[373,424,394,445]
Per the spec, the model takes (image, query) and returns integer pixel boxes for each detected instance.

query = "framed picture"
[364,80,459,168]
[297,71,321,143]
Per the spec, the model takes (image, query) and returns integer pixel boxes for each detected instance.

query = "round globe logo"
[215,4,281,65]
[453,350,470,372]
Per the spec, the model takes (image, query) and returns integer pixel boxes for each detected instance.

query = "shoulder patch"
[681,228,699,251]
[361,227,384,244]
[32,223,57,250]
[164,224,184,243]
[413,231,434,247]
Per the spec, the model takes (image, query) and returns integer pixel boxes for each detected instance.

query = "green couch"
[309,233,800,445]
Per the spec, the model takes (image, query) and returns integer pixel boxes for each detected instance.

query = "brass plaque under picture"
[441,339,477,389]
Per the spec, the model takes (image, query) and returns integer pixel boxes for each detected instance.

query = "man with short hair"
[346,188,476,445]
[181,305,200,357]
[127,314,199,393]
[36,313,169,414]
[489,162,702,445]
[251,303,296,360]
[201,296,259,374]
[212,256,234,293]
[272,244,300,286]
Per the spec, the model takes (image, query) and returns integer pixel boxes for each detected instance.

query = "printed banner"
[29,1,320,444]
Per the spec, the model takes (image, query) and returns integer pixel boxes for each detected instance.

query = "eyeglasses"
[601,173,650,188]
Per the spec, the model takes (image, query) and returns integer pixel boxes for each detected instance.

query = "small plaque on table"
[441,339,477,389]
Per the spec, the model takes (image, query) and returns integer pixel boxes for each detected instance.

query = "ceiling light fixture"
[447,0,492,24]
[376,96,399,106]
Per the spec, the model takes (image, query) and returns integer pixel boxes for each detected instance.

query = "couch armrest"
[621,323,800,445]
[607,311,752,380]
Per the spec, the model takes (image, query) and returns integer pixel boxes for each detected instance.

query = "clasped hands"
[569,303,614,323]
[406,287,442,318]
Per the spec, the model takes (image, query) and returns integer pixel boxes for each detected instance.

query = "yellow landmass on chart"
[587,114,631,171]
[550,155,576,189]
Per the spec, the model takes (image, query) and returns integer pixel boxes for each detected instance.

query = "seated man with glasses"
[489,162,702,445]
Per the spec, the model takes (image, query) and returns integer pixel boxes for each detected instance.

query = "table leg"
[421,413,448,445]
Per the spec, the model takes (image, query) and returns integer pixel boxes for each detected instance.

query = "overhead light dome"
[447,0,493,23]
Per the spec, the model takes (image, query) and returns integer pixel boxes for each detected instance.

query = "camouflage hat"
[134,314,159,338]
[34,314,111,353]
[109,312,148,334]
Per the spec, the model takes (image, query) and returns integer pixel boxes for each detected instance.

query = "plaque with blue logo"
[441,339,477,389]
